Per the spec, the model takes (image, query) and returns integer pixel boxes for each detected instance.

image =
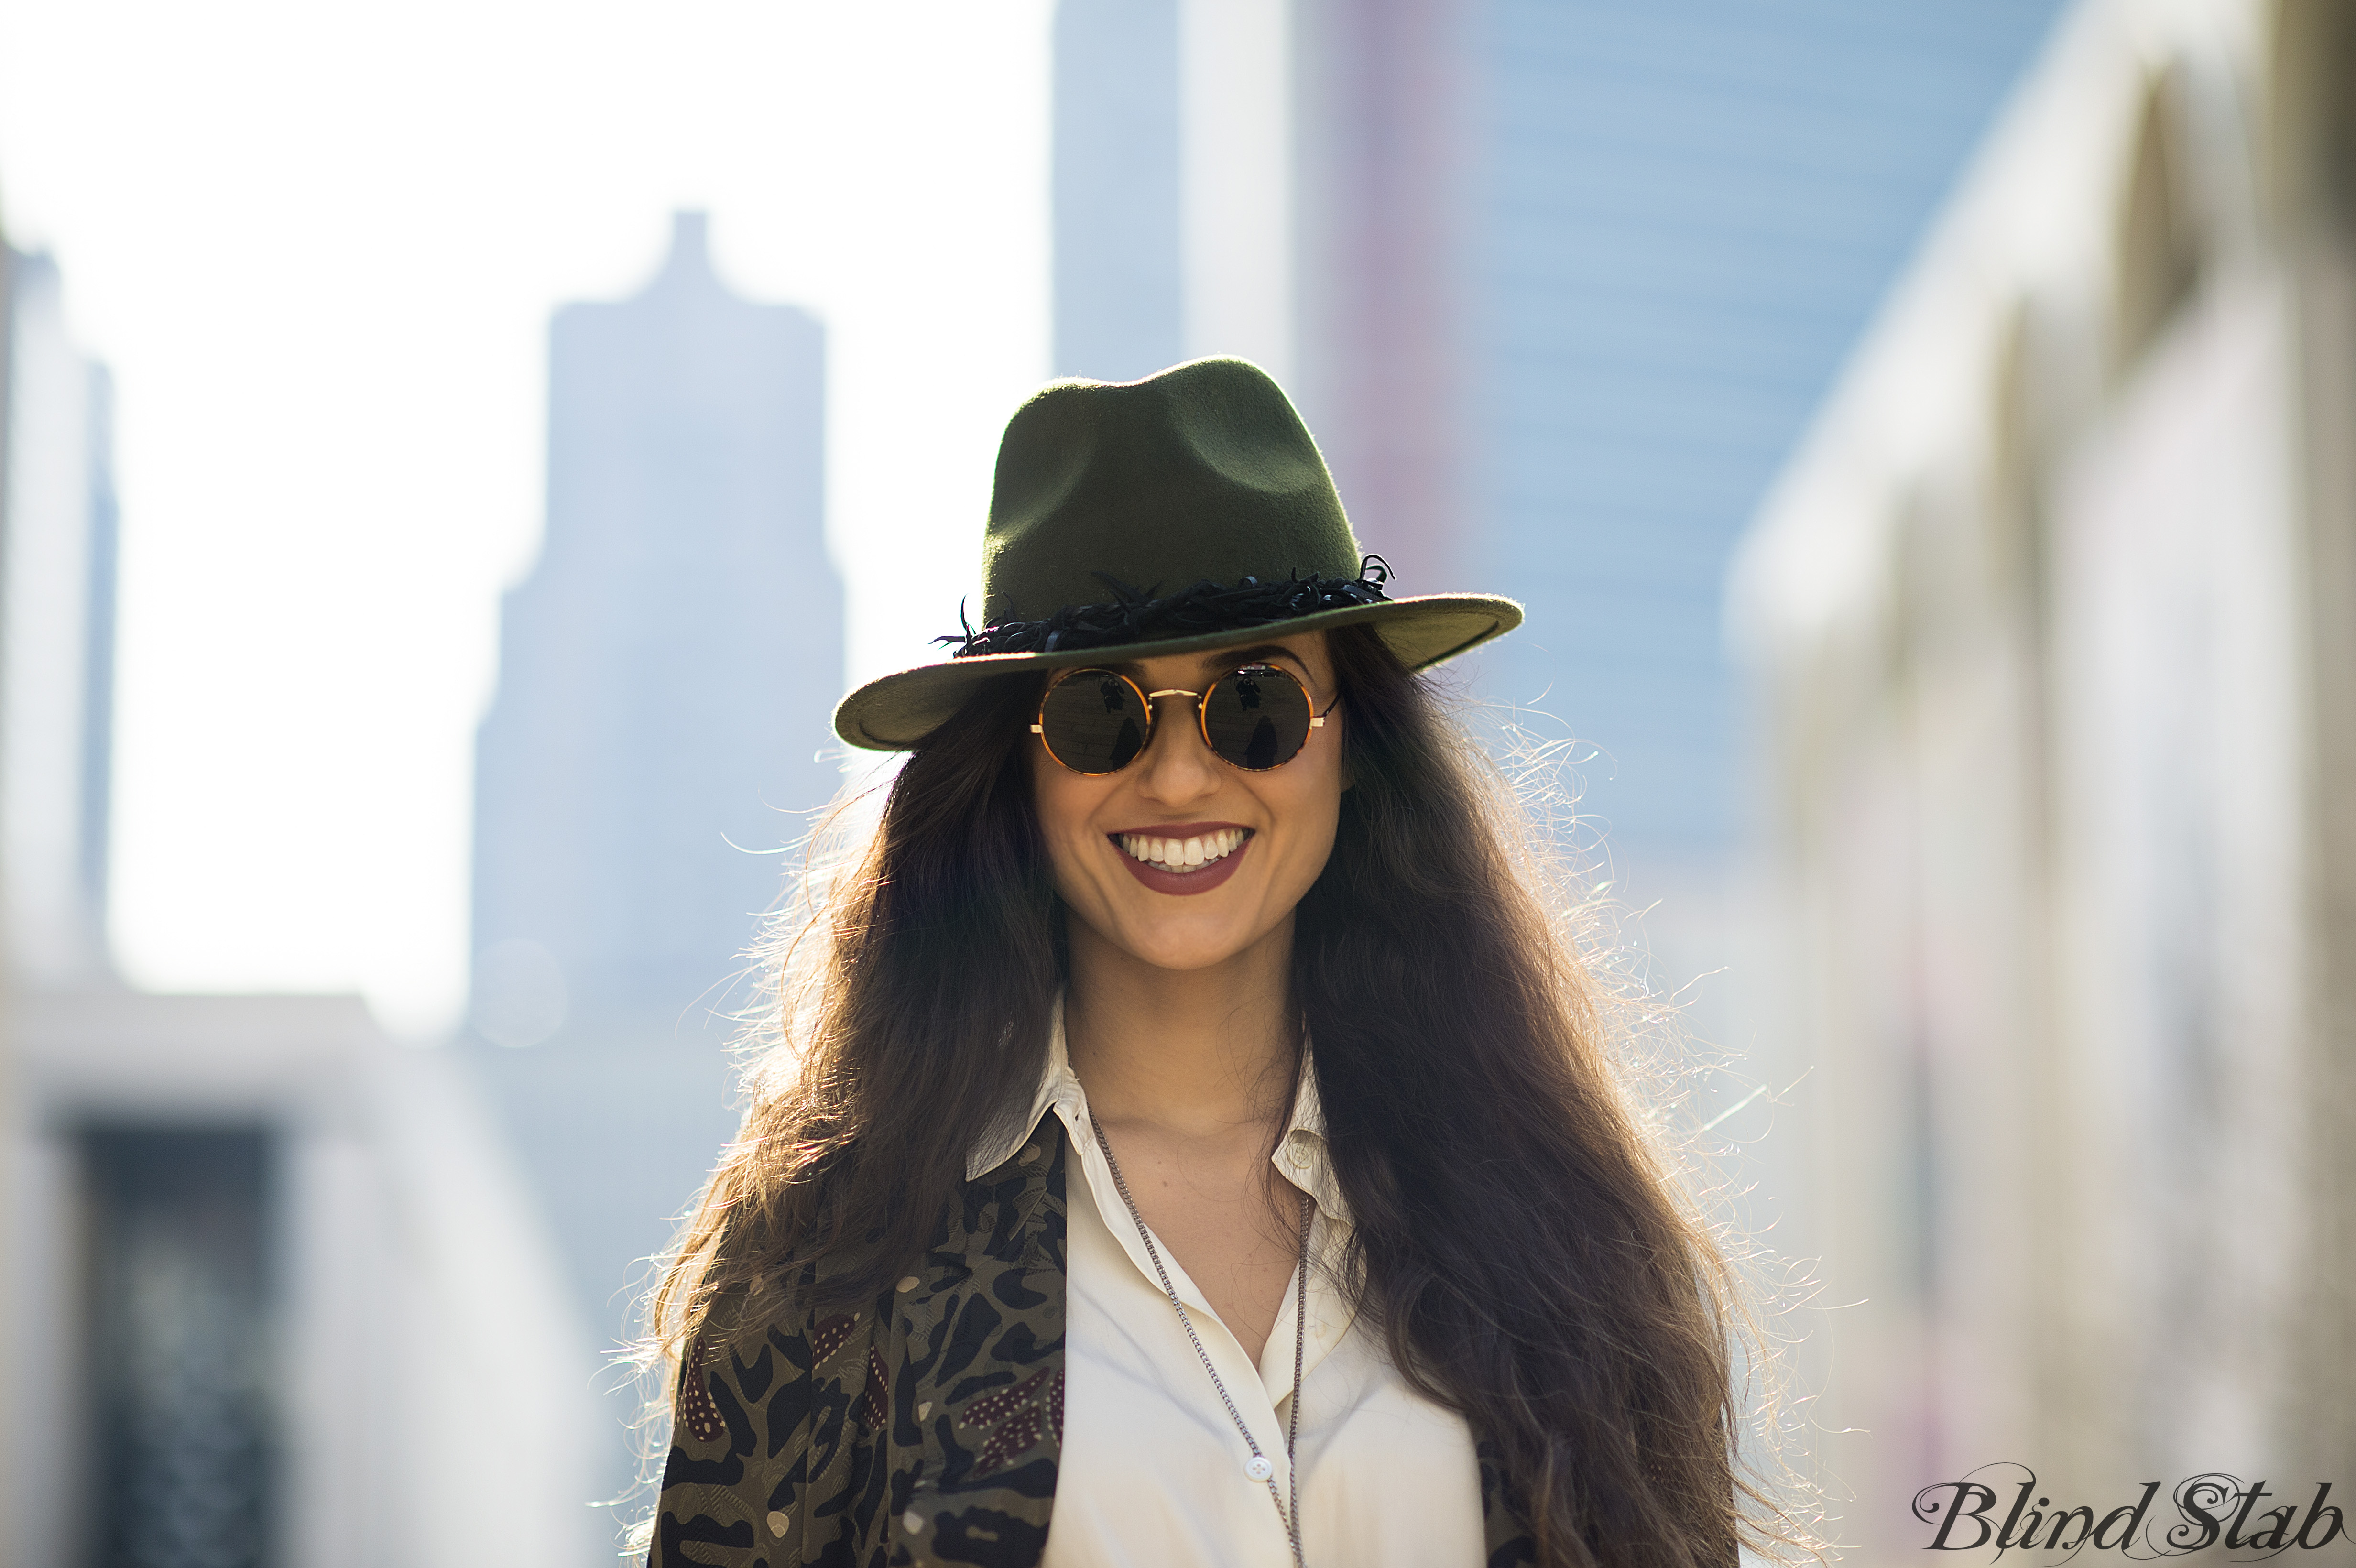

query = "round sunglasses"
[1031,663,1337,775]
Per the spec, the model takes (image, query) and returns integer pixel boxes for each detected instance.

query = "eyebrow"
[1102,643,1309,682]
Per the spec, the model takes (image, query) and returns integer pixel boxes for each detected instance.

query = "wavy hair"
[650,622,1792,1568]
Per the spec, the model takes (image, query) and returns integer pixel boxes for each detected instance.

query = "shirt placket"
[1055,1084,1313,1515]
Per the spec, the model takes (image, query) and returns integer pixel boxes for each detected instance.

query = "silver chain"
[1090,1116,1313,1568]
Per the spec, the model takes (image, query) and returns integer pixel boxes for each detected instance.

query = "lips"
[1110,823,1254,897]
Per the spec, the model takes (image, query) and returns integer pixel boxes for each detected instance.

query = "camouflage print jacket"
[646,1123,1536,1568]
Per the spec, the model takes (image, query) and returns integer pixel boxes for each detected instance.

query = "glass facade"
[1471,0,2064,860]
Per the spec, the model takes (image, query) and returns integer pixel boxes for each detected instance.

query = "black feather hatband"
[939,555,1395,658]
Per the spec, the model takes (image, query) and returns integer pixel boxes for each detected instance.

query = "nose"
[1134,692,1222,804]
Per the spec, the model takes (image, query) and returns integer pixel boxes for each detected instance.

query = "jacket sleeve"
[646,1304,885,1568]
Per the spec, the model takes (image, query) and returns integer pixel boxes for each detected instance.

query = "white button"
[1244,1455,1275,1482]
[895,1275,920,1293]
[767,1510,789,1537]
[903,1510,924,1534]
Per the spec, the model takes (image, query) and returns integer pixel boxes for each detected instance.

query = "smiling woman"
[642,359,1787,1568]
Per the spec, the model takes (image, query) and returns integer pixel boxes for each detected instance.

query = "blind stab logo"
[1914,1467,2345,1559]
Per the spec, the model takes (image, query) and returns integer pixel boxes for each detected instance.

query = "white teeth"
[1118,828,1246,871]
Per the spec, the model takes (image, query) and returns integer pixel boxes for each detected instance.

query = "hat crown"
[981,358,1363,624]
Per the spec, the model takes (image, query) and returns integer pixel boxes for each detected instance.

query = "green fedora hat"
[833,356,1523,750]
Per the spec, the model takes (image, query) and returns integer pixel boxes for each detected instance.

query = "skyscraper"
[469,210,839,1514]
[475,211,837,1034]
[1470,1,2064,862]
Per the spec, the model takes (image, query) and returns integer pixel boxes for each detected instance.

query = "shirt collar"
[964,993,1076,1181]
[964,993,1346,1222]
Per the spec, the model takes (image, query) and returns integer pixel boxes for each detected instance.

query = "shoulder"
[648,1126,1071,1568]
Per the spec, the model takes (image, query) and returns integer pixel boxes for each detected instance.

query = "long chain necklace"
[1090,1116,1314,1568]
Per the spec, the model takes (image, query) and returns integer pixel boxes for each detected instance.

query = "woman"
[644,358,1766,1568]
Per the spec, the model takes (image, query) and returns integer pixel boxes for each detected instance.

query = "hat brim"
[832,593,1523,751]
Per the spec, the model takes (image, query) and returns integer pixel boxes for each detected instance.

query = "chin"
[1128,943,1258,974]
[1106,911,1265,973]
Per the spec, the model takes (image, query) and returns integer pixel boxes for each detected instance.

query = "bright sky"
[0,0,1053,1036]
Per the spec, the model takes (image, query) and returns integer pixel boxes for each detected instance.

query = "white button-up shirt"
[966,1001,1484,1568]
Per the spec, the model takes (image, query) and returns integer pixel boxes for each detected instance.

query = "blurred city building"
[467,209,840,1524]
[1053,0,1477,590]
[1049,0,2064,1041]
[0,230,596,1566]
[1732,0,2356,1548]
[0,206,16,1568]
[10,994,599,1568]
[2,246,114,988]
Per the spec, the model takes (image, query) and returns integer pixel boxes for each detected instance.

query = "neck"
[1061,915,1299,1141]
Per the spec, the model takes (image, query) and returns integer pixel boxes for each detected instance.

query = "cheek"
[1029,751,1106,873]
[1269,761,1345,883]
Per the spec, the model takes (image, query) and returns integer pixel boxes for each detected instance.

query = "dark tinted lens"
[1202,665,1314,770]
[1038,670,1151,773]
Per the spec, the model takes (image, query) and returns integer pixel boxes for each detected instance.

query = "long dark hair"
[655,623,1778,1568]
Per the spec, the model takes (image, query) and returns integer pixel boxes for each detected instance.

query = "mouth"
[1114,826,1250,871]
[1109,824,1254,896]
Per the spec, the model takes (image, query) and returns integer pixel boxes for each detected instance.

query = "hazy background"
[7,0,2353,1563]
